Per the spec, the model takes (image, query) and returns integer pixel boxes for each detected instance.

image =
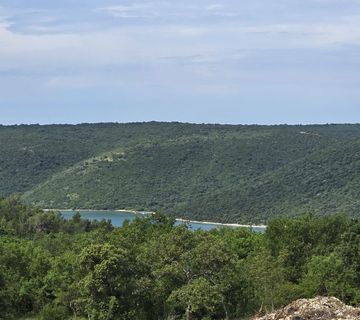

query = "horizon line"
[1,121,360,127]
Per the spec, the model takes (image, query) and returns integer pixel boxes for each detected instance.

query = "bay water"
[61,210,266,232]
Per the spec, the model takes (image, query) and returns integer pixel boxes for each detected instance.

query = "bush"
[40,304,69,320]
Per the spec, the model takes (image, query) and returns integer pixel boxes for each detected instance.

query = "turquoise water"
[60,210,266,232]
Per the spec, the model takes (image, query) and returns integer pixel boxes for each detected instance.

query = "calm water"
[60,210,266,232]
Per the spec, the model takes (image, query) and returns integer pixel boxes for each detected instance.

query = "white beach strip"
[115,209,154,215]
[43,208,153,215]
[175,218,267,229]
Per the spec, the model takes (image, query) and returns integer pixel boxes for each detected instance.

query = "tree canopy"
[1,198,360,319]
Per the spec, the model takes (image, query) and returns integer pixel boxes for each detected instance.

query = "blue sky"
[0,0,360,125]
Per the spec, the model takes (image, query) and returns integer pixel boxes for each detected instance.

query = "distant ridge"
[2,122,360,223]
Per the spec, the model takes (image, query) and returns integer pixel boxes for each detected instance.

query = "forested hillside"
[2,122,360,223]
[1,199,360,319]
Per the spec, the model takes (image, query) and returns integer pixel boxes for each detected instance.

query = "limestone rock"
[253,297,360,320]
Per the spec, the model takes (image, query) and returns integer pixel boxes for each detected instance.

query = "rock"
[252,297,360,320]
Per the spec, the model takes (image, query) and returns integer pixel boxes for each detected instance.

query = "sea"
[60,210,266,232]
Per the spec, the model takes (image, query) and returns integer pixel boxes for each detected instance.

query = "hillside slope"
[0,122,225,196]
[186,139,360,222]
[2,122,360,222]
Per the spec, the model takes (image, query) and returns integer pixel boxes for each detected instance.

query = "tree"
[301,253,357,302]
[168,277,222,320]
[246,247,289,313]
[75,243,134,320]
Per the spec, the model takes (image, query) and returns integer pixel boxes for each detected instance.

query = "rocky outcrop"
[253,297,360,320]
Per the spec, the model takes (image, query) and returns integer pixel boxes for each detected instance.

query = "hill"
[2,122,360,223]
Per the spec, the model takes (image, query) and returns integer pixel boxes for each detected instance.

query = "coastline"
[43,208,267,229]
[175,218,266,229]
[115,209,154,215]
[44,208,153,215]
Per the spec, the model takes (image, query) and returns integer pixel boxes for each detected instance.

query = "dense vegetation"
[1,198,360,319]
[2,122,360,223]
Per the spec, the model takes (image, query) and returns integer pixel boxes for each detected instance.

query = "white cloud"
[46,74,126,88]
[0,1,360,96]
[206,4,224,11]
[97,3,159,19]
[1,16,360,76]
[235,22,360,47]
[0,20,215,75]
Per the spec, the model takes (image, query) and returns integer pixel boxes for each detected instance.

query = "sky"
[0,0,360,125]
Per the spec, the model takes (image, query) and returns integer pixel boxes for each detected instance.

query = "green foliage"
[76,244,134,320]
[168,278,223,319]
[301,253,356,300]
[2,123,360,223]
[1,200,360,319]
[246,247,288,313]
[40,303,69,320]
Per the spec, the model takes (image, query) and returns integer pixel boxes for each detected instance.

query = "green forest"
[1,198,360,319]
[2,122,360,223]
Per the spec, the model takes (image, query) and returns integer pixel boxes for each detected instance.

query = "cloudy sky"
[0,0,360,124]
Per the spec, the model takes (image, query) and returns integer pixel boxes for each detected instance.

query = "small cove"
[59,209,266,232]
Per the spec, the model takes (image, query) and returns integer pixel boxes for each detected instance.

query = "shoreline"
[44,208,153,215]
[175,218,266,229]
[43,208,267,229]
